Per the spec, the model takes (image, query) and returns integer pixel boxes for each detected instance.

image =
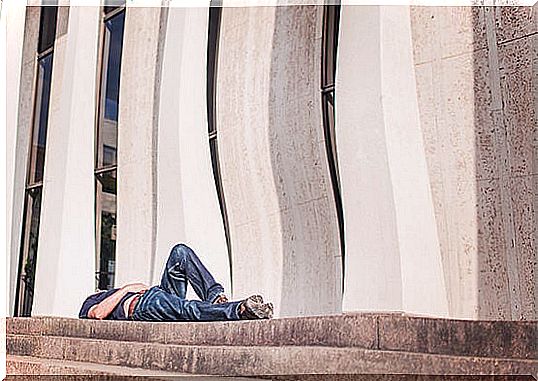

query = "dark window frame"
[93,5,125,291]
[206,2,233,289]
[321,4,345,289]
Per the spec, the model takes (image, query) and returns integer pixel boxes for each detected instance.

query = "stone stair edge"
[6,313,537,361]
[7,354,193,378]
[7,332,538,362]
[7,333,538,377]
[6,312,538,323]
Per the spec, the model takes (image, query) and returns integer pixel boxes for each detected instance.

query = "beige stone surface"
[498,35,537,177]
[411,5,537,320]
[116,7,167,286]
[7,329,538,376]
[154,6,231,293]
[8,315,538,361]
[494,5,537,43]
[337,6,403,313]
[33,6,100,317]
[7,6,39,316]
[217,5,341,316]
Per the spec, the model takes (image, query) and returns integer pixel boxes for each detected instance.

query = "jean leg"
[160,243,224,303]
[132,286,240,322]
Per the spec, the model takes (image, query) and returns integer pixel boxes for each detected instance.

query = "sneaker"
[239,295,273,320]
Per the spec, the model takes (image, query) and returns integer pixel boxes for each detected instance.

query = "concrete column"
[154,6,230,292]
[115,7,167,286]
[338,6,448,315]
[410,6,537,320]
[8,6,41,317]
[5,2,30,316]
[218,5,342,316]
[33,6,100,317]
[337,6,403,313]
[379,6,448,316]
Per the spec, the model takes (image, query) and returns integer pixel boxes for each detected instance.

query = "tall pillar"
[6,3,32,317]
[115,7,167,286]
[337,6,448,316]
[217,5,342,316]
[154,5,230,292]
[33,6,100,316]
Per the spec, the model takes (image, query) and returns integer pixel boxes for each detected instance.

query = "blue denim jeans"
[131,243,241,321]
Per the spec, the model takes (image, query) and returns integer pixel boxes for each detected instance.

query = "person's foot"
[239,295,273,320]
[213,293,229,304]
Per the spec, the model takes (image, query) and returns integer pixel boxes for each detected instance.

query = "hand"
[213,293,229,304]
[122,283,149,293]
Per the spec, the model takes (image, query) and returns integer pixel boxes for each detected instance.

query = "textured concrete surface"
[7,355,192,378]
[8,6,40,317]
[32,6,99,317]
[410,6,537,320]
[116,7,168,286]
[8,315,537,360]
[6,4,537,322]
[5,0,29,319]
[217,5,341,316]
[155,6,230,293]
[7,334,537,376]
[337,6,448,316]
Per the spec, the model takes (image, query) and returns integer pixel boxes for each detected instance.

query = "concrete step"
[7,356,536,381]
[7,333,538,377]
[7,314,537,360]
[7,355,205,379]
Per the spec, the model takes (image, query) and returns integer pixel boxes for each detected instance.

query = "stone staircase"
[6,313,538,379]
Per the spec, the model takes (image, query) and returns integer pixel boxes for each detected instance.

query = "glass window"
[15,188,42,316]
[321,4,345,280]
[94,7,124,291]
[28,53,53,185]
[206,5,233,283]
[96,10,125,169]
[104,0,125,16]
[37,6,58,53]
[95,171,117,290]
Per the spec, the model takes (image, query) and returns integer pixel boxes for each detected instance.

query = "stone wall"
[7,4,536,320]
[411,6,537,319]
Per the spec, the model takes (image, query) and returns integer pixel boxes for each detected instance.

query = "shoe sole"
[244,296,273,319]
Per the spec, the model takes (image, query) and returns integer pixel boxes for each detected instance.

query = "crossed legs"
[160,243,225,303]
[131,243,273,322]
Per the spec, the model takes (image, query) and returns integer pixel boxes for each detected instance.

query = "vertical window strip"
[321,4,345,290]
[14,5,58,317]
[207,3,233,289]
[94,6,125,291]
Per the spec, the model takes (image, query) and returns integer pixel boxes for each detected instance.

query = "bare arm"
[88,283,148,320]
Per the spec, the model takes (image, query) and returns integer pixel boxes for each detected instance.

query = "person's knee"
[171,243,193,260]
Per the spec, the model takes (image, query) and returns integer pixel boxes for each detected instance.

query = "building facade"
[5,2,537,320]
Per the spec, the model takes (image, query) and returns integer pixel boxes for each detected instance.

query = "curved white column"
[337,6,448,316]
[217,5,342,316]
[154,5,230,293]
[33,6,100,316]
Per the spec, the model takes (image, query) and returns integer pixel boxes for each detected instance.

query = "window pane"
[324,92,339,175]
[207,6,221,135]
[96,11,125,168]
[28,53,53,185]
[95,171,117,290]
[16,188,42,316]
[104,0,125,15]
[96,169,117,194]
[322,6,340,87]
[38,6,58,53]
